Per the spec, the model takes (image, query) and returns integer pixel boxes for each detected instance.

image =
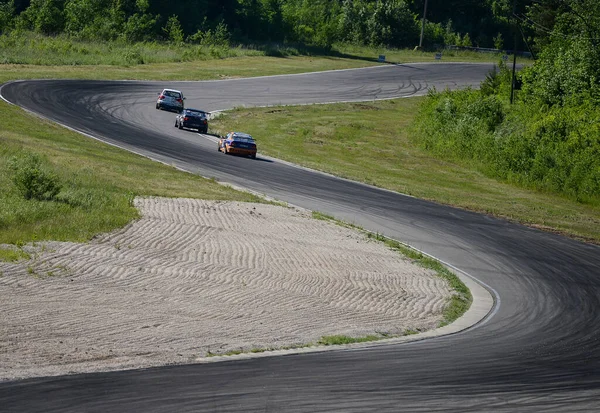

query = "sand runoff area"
[0,197,455,381]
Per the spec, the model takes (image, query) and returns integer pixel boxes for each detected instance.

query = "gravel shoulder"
[1,197,457,381]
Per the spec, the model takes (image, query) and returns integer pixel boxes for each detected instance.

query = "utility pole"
[510,0,518,104]
[419,0,429,49]
[510,43,517,104]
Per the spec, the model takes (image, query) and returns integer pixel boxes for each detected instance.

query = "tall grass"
[0,31,265,66]
[0,31,514,67]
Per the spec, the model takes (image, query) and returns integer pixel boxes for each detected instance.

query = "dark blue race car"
[174,109,209,133]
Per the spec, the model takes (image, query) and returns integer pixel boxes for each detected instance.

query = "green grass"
[0,246,30,262]
[0,32,517,85]
[210,99,600,243]
[0,100,263,246]
[0,39,548,352]
[311,211,335,221]
[204,328,430,358]
[318,334,386,346]
[0,32,513,67]
[0,37,547,248]
[0,56,371,84]
[335,42,523,64]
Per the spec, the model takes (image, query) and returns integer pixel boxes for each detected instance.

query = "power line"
[513,12,600,41]
[516,16,536,59]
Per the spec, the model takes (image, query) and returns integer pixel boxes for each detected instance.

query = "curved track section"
[2,64,600,412]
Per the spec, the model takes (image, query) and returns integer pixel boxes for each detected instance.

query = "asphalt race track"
[1,63,600,412]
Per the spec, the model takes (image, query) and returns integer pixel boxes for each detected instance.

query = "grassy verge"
[206,329,423,357]
[0,32,515,65]
[0,32,518,84]
[210,99,600,243]
[0,55,376,84]
[335,43,520,64]
[0,99,263,252]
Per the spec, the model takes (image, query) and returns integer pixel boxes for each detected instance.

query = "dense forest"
[0,0,528,50]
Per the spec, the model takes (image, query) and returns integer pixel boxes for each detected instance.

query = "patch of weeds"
[205,342,315,358]
[46,264,71,277]
[317,334,387,346]
[222,349,244,356]
[269,200,291,209]
[203,333,405,359]
[123,48,144,65]
[438,294,471,327]
[8,152,62,201]
[404,329,419,336]
[0,247,30,262]
[312,211,335,221]
[250,347,276,354]
[206,349,245,357]
[280,343,313,351]
[351,103,381,111]
[367,232,386,242]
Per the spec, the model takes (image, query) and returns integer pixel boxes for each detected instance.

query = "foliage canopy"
[0,0,526,49]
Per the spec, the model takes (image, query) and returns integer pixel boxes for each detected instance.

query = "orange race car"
[218,132,257,159]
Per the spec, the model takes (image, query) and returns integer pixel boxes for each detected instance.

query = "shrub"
[123,13,158,42]
[8,152,62,201]
[480,64,503,97]
[188,22,231,47]
[413,88,600,203]
[122,48,144,65]
[465,95,504,132]
[493,33,504,50]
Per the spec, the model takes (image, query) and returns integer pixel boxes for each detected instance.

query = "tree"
[19,0,65,34]
[367,0,418,47]
[521,0,600,106]
[162,14,183,43]
[0,0,15,33]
